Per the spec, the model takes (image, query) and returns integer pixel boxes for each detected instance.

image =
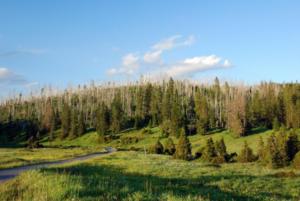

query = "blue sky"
[0,0,299,97]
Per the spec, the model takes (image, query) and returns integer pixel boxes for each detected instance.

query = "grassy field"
[0,147,101,169]
[0,151,299,201]
[1,127,299,170]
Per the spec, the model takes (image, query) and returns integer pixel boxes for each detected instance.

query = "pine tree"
[70,109,79,138]
[164,138,176,155]
[111,92,123,133]
[257,136,266,162]
[61,103,71,139]
[215,137,227,156]
[286,129,299,161]
[202,137,217,161]
[152,140,164,154]
[49,112,56,142]
[174,128,191,160]
[96,103,110,135]
[78,111,85,136]
[238,141,256,163]
[170,90,181,137]
[194,88,209,135]
[162,78,174,122]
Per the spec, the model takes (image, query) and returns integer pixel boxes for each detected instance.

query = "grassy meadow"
[0,151,299,201]
[1,127,300,200]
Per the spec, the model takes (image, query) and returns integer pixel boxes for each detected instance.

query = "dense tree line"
[0,78,300,145]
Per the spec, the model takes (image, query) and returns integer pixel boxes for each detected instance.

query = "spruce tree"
[174,128,191,160]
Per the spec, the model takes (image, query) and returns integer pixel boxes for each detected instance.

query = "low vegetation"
[1,152,299,201]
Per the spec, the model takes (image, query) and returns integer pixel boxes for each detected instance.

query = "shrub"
[174,128,191,160]
[120,136,141,145]
[238,141,257,163]
[293,152,300,169]
[164,138,176,155]
[160,120,172,137]
[150,140,164,154]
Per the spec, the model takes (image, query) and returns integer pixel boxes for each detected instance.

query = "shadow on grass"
[42,163,295,201]
[246,127,270,136]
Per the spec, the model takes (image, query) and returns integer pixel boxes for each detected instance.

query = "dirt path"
[0,147,116,183]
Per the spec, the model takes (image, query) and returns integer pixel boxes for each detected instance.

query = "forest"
[0,78,300,168]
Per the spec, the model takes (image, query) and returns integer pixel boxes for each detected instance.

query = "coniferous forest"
[1,78,300,169]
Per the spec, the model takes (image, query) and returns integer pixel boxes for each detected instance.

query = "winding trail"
[0,147,116,184]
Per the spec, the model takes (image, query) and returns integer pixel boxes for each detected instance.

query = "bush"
[164,138,176,155]
[120,136,141,145]
[293,152,300,169]
[141,128,153,135]
[149,140,164,154]
[160,120,172,137]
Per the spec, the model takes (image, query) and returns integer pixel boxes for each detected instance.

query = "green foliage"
[61,103,71,139]
[202,137,217,161]
[150,140,164,154]
[238,141,257,163]
[174,128,191,160]
[96,102,110,136]
[293,151,300,169]
[164,138,176,155]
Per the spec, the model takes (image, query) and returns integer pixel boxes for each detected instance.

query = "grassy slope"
[1,127,299,169]
[1,151,299,201]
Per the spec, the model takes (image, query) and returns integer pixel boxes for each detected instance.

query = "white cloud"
[0,48,46,58]
[163,55,231,77]
[143,35,196,63]
[107,53,139,75]
[0,67,28,85]
[143,50,162,63]
[107,34,232,78]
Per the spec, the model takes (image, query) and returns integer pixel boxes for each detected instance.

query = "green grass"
[1,127,299,170]
[1,151,299,201]
[0,147,101,169]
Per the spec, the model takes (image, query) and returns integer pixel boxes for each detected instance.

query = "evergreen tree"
[78,111,85,136]
[61,103,71,139]
[111,92,123,133]
[151,140,164,154]
[96,102,110,135]
[162,78,174,122]
[238,141,256,163]
[194,88,209,135]
[257,136,266,162]
[174,128,191,160]
[170,90,181,137]
[70,109,79,138]
[202,137,217,161]
[164,138,176,155]
[286,129,299,161]
[215,137,227,156]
